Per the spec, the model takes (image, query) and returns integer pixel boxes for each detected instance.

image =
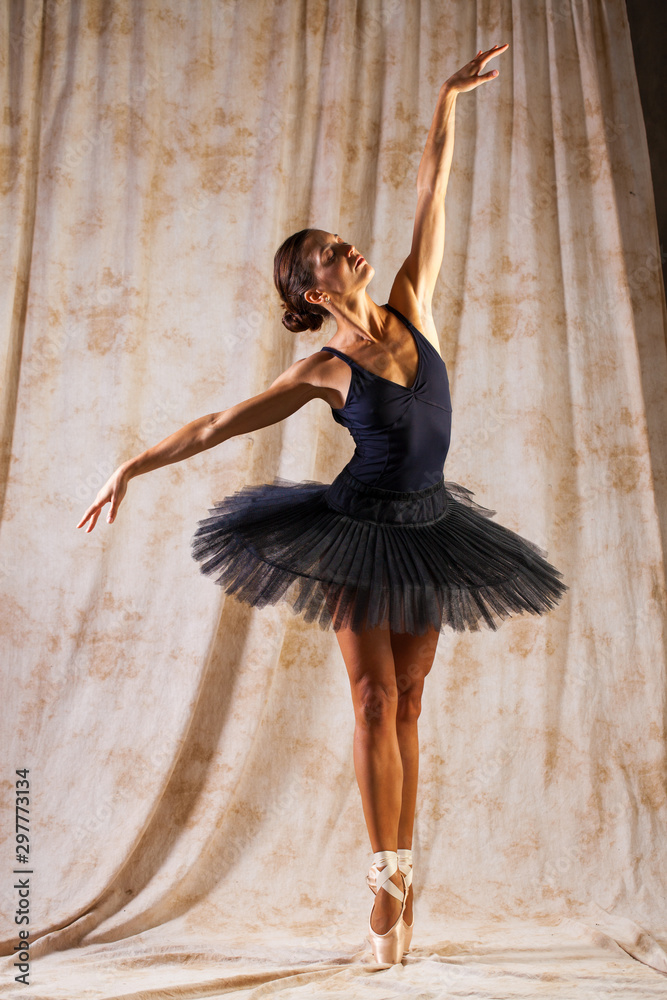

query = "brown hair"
[273,228,330,333]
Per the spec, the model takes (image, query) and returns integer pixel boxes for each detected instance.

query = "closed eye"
[322,234,341,263]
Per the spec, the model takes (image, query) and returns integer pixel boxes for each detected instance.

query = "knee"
[353,678,398,728]
[396,683,424,724]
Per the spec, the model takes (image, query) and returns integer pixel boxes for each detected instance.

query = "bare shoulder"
[274,349,346,410]
[386,272,443,357]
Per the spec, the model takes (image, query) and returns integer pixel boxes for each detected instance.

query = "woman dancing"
[78,42,567,967]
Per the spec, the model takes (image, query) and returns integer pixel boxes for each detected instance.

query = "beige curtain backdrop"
[1,0,666,997]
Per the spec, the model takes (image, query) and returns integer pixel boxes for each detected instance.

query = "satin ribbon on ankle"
[397,848,413,890]
[368,850,404,903]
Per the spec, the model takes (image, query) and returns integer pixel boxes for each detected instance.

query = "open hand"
[76,465,130,533]
[446,43,509,94]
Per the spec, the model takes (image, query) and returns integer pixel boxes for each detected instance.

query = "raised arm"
[76,356,327,532]
[388,44,508,344]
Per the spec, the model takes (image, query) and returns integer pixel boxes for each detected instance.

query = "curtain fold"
[1,1,666,996]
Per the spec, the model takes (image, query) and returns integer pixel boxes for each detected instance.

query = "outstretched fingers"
[474,42,509,78]
[77,468,128,532]
[76,499,107,532]
[447,42,509,94]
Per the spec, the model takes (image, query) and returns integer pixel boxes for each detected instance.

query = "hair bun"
[274,228,329,335]
[281,309,307,333]
[281,307,324,334]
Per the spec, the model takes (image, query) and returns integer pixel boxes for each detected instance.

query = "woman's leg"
[334,622,405,934]
[390,626,441,924]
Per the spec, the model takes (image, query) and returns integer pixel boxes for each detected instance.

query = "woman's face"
[304,230,374,306]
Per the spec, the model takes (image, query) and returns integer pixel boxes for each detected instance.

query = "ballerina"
[78,42,566,967]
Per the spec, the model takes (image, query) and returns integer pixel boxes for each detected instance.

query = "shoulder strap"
[320,345,356,369]
[384,302,422,337]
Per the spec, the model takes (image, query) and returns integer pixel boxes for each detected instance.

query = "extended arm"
[389,44,508,331]
[124,364,321,477]
[76,357,324,532]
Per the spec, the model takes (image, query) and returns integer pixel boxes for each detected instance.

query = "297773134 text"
[13,768,31,986]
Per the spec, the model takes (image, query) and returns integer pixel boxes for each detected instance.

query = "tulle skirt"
[190,464,568,635]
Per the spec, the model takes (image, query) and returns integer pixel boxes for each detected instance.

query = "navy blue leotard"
[193,302,568,633]
[319,303,452,491]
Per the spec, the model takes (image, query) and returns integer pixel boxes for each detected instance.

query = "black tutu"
[190,464,568,635]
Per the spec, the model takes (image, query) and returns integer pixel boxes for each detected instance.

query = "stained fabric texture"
[2,1,667,998]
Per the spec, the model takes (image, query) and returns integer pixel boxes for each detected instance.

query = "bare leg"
[390,626,440,925]
[335,622,405,934]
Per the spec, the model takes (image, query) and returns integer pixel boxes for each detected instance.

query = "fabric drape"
[1,0,666,996]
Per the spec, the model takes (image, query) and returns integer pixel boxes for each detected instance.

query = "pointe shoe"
[397,848,413,952]
[365,850,407,966]
[368,849,414,953]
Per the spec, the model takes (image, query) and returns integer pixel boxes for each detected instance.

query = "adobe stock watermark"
[206,310,266,380]
[627,245,667,293]
[179,187,213,223]
[509,116,630,227]
[71,742,187,848]
[529,799,629,896]
[338,0,404,59]
[63,119,114,171]
[28,281,124,378]
[452,404,514,467]
[567,597,662,689]
[549,0,589,23]
[63,393,182,510]
[8,0,66,53]
[60,58,172,172]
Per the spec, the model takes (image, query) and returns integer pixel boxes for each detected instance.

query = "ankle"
[372,849,398,864]
[368,850,405,903]
[397,848,412,874]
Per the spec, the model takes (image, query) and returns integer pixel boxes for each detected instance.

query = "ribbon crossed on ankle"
[367,850,404,902]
